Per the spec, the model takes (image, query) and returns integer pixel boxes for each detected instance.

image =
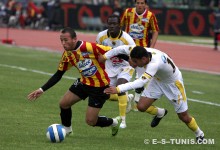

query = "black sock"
[95,116,113,127]
[60,107,72,127]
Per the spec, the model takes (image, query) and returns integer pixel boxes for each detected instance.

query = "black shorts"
[69,79,110,108]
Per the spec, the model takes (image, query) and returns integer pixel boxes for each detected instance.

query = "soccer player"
[99,45,205,141]
[96,14,135,128]
[120,0,159,110]
[27,27,122,136]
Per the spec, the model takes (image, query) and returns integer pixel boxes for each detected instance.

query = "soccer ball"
[46,124,66,143]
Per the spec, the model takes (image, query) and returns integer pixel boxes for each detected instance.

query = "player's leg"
[116,66,134,128]
[116,77,129,128]
[177,111,204,142]
[140,78,168,127]
[86,85,122,136]
[167,79,204,141]
[138,96,167,127]
[59,90,81,135]
[133,67,146,111]
[108,77,118,101]
[59,78,86,135]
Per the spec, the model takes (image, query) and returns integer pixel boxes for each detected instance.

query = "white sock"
[156,108,165,118]
[134,92,140,102]
[63,125,72,133]
[112,118,118,126]
[121,116,126,123]
[195,127,204,137]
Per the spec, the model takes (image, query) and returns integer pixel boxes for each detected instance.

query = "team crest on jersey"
[81,52,91,58]
[136,18,141,23]
[127,12,133,16]
[67,51,72,56]
[161,55,167,63]
[112,41,116,46]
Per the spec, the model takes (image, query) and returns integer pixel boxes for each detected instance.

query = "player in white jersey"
[96,14,135,128]
[100,45,204,142]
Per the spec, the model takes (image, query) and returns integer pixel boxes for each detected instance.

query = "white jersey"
[96,30,135,77]
[104,45,181,92]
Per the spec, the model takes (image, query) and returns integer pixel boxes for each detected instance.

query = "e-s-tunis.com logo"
[144,138,215,145]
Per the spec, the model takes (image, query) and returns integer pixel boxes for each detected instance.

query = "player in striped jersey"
[100,45,205,142]
[120,0,159,47]
[27,27,122,137]
[96,14,135,129]
[120,0,159,111]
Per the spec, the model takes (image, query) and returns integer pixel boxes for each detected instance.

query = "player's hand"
[27,89,43,101]
[98,54,106,63]
[104,86,118,94]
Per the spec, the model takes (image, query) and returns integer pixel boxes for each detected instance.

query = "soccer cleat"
[66,131,73,136]
[196,135,205,144]
[133,103,138,112]
[112,116,122,136]
[63,125,73,136]
[126,94,134,113]
[151,109,168,127]
[120,121,127,129]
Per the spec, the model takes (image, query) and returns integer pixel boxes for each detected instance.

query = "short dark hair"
[130,46,149,59]
[135,0,148,4]
[60,27,76,38]
[107,14,120,24]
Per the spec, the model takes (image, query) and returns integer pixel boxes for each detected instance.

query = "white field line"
[0,64,77,80]
[1,42,220,75]
[1,63,220,107]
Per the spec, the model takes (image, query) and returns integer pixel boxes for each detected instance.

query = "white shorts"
[109,66,134,86]
[142,77,188,113]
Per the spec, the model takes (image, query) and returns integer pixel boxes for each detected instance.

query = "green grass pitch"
[0,45,219,150]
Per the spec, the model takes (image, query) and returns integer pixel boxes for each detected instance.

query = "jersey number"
[167,57,176,73]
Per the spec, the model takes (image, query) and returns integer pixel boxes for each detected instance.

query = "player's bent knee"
[59,100,71,109]
[137,103,147,112]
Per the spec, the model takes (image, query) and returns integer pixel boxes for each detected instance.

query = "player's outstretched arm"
[27,70,66,101]
[27,88,44,101]
[104,86,118,94]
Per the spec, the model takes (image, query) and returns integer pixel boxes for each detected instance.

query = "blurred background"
[0,0,219,37]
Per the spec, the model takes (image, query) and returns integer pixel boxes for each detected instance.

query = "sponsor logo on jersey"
[130,23,144,33]
[110,56,123,64]
[81,65,98,77]
[129,32,144,39]
[77,59,92,70]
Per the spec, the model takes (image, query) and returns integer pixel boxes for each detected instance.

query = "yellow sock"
[109,94,118,101]
[118,95,127,117]
[146,105,158,115]
[187,117,198,132]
